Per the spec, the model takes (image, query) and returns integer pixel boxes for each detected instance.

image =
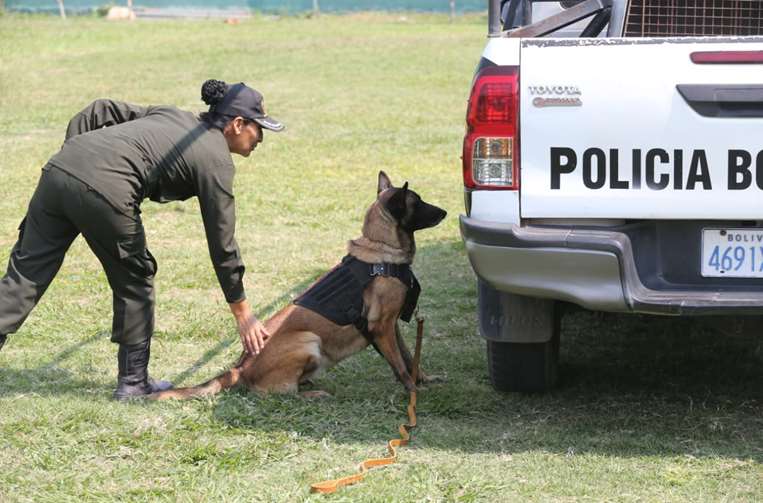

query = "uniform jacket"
[49,99,245,303]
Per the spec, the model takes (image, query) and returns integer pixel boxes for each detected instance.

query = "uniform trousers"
[0,165,156,345]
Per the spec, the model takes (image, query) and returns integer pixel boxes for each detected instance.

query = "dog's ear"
[377,171,393,194]
[385,182,409,221]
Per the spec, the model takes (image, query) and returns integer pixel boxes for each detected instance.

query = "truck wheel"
[478,281,561,392]
[486,331,560,393]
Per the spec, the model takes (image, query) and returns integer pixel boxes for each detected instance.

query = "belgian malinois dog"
[150,171,446,400]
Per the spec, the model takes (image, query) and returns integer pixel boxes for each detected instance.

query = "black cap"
[213,82,284,132]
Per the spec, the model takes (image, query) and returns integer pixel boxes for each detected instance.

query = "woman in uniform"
[0,79,283,400]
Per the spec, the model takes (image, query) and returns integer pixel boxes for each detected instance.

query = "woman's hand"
[229,299,271,355]
[237,316,270,355]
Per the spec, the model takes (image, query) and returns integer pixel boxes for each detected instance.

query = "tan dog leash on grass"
[310,313,425,494]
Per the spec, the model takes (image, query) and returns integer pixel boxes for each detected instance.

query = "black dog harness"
[294,255,421,340]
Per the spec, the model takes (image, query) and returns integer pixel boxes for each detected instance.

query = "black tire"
[486,325,560,393]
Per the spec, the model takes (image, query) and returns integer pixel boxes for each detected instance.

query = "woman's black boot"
[0,334,6,352]
[113,339,173,400]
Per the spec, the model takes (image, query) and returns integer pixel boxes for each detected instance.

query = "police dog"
[150,171,446,400]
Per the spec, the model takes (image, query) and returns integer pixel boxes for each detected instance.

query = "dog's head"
[376,171,447,233]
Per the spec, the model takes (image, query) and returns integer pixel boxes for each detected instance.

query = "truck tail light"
[463,65,519,190]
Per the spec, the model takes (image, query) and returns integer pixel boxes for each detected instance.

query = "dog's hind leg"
[296,354,333,398]
[254,356,317,394]
[252,332,324,394]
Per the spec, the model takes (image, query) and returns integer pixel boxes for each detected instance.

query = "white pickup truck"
[459,0,763,392]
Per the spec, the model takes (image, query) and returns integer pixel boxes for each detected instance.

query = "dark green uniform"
[0,99,245,345]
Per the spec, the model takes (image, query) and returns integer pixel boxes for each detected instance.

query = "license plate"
[701,228,763,278]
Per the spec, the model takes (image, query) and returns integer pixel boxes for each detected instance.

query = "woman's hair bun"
[201,79,228,106]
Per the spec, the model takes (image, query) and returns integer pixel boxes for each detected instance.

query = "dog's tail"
[147,365,243,401]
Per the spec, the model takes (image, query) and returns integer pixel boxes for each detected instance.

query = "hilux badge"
[529,85,582,107]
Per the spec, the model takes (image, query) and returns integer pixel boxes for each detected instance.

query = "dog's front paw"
[417,371,446,385]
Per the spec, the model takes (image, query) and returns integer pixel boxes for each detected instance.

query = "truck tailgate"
[520,38,763,219]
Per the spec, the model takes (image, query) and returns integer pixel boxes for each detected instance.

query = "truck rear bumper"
[460,215,763,315]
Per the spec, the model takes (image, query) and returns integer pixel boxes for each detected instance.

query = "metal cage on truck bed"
[493,0,763,38]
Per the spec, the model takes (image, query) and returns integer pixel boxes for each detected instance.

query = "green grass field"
[0,12,761,502]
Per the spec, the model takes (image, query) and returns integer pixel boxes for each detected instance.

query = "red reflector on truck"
[691,51,763,64]
[463,66,519,190]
